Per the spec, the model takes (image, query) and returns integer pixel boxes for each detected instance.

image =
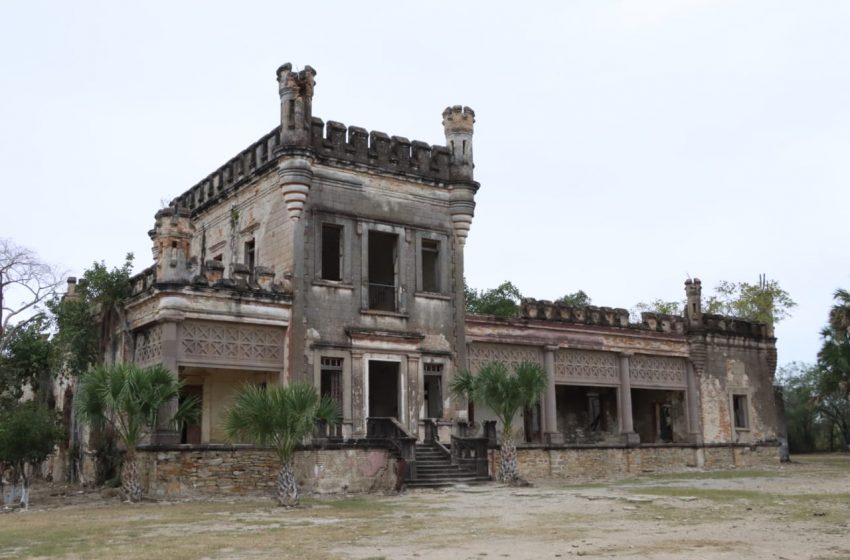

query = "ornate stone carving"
[180,321,284,367]
[468,343,541,373]
[134,325,162,367]
[630,355,687,388]
[554,349,619,384]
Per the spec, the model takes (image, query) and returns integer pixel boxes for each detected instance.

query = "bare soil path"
[1,454,849,559]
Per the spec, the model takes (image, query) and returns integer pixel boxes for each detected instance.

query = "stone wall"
[491,444,779,481]
[137,445,397,499]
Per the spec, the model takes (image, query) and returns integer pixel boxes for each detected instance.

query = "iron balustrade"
[368,282,396,311]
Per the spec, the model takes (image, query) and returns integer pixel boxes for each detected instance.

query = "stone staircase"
[406,442,491,489]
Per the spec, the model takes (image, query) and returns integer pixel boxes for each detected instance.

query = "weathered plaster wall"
[138,446,397,498]
[700,334,778,444]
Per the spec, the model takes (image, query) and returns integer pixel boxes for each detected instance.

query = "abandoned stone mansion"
[81,63,781,494]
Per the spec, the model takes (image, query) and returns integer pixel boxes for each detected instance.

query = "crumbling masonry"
[80,63,780,495]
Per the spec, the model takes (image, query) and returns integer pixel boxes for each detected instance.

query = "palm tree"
[450,361,547,484]
[829,288,850,338]
[75,363,198,502]
[224,382,338,507]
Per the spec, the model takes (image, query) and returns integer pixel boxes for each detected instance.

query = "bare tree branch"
[0,238,66,339]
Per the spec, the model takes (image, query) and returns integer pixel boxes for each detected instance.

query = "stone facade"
[137,445,397,498]
[77,63,783,494]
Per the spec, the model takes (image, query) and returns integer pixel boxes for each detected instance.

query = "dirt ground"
[1,454,849,560]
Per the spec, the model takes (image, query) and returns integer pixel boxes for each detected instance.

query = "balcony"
[368,282,396,312]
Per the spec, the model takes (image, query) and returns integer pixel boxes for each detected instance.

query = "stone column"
[686,362,703,443]
[153,321,180,445]
[350,351,365,437]
[543,345,562,444]
[407,355,420,438]
[619,352,639,446]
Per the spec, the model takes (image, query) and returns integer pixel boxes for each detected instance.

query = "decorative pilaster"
[543,345,562,444]
[407,355,420,438]
[686,362,703,443]
[153,321,180,445]
[350,351,365,437]
[619,352,639,446]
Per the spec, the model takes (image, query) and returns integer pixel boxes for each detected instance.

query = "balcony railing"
[368,282,396,311]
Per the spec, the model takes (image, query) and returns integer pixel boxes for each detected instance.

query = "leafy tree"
[75,363,198,502]
[778,363,825,453]
[631,299,682,321]
[450,361,547,484]
[224,382,338,507]
[815,326,850,450]
[555,290,592,307]
[0,401,61,509]
[49,254,135,376]
[704,279,796,324]
[465,280,522,318]
[0,315,54,408]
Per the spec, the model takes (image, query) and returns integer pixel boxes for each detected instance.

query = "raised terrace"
[172,118,455,216]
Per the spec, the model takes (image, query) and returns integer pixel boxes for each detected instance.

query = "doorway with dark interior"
[368,360,399,420]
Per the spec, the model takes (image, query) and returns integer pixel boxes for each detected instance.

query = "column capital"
[543,344,560,353]
[350,350,364,359]
[619,351,634,358]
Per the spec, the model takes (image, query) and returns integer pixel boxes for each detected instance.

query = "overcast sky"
[2,1,848,368]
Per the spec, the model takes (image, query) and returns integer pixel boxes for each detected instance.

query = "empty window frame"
[321,224,343,281]
[244,238,256,271]
[420,239,440,293]
[367,230,398,311]
[320,357,344,437]
[423,363,444,419]
[733,394,749,429]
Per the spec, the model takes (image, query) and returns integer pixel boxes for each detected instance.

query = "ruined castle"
[95,63,780,494]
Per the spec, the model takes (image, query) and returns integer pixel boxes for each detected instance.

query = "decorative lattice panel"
[468,343,541,373]
[180,321,284,367]
[134,325,162,366]
[630,355,687,388]
[554,349,619,384]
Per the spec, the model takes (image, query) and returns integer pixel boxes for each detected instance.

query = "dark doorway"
[180,385,203,444]
[368,231,398,311]
[369,361,399,419]
[424,366,443,419]
[320,357,343,437]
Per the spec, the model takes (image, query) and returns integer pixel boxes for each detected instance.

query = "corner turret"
[277,63,316,147]
[149,206,195,283]
[442,105,475,181]
[685,278,703,327]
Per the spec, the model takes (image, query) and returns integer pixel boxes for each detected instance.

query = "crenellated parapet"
[308,118,453,180]
[172,127,281,213]
[519,299,632,329]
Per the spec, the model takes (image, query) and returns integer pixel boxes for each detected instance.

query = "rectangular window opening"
[424,363,444,419]
[244,239,256,272]
[321,224,343,281]
[368,230,398,311]
[421,239,440,293]
[320,357,344,437]
[733,395,749,429]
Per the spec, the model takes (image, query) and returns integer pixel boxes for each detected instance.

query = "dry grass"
[1,453,849,560]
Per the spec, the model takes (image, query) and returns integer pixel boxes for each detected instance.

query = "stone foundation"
[137,444,397,499]
[492,443,779,481]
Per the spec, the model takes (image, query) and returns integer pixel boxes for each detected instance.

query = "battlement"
[442,105,475,134]
[516,298,771,339]
[172,127,281,213]
[309,117,452,180]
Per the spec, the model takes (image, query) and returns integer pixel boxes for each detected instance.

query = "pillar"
[153,321,180,445]
[619,352,639,446]
[407,355,420,438]
[686,362,703,443]
[350,351,365,437]
[543,345,562,444]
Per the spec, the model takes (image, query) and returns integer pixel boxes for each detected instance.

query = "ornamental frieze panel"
[134,325,162,367]
[630,354,687,388]
[468,343,542,374]
[555,349,619,384]
[179,321,284,367]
